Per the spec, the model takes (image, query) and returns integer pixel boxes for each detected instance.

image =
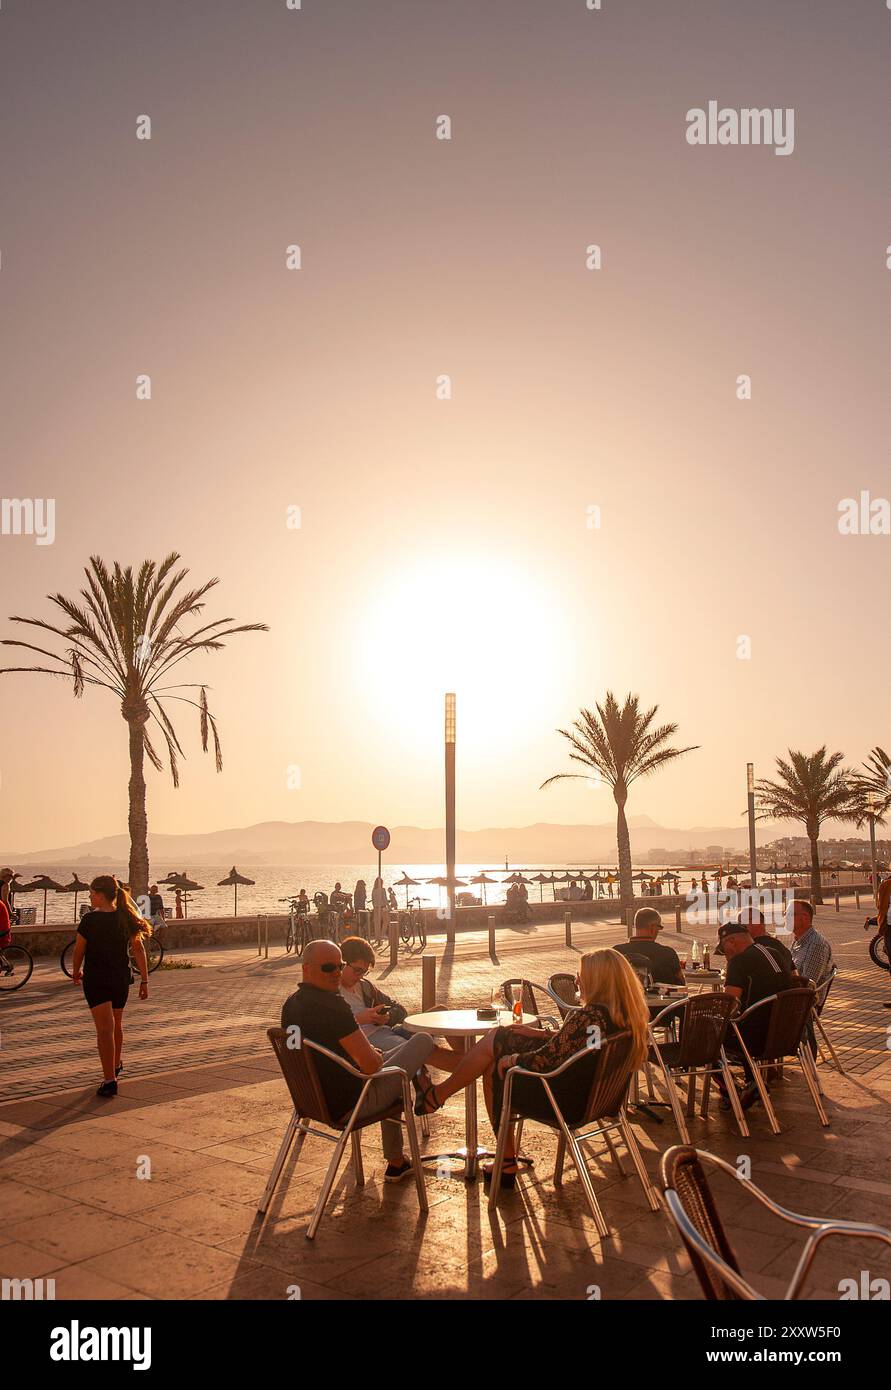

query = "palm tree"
[849,747,891,896]
[755,748,857,905]
[1,554,267,898]
[541,692,698,911]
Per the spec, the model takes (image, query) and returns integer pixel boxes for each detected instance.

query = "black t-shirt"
[280,983,363,1120]
[77,911,131,984]
[726,941,794,1053]
[752,933,795,974]
[149,894,164,915]
[613,938,682,985]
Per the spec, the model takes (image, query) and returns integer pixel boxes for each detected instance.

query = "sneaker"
[384,1159,413,1182]
[96,1080,118,1099]
[739,1083,761,1111]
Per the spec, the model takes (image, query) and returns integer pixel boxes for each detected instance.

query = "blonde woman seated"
[414,949,649,1187]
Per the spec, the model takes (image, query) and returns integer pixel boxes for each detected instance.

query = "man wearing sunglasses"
[281,939,434,1181]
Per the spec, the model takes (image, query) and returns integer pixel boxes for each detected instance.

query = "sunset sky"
[1,1,889,853]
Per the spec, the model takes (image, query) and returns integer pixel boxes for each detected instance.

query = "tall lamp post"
[445,693,456,936]
[747,763,758,902]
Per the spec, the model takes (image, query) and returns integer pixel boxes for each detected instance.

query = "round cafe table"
[402,1008,538,1181]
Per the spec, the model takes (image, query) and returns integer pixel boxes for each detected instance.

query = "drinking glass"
[510,983,523,1022]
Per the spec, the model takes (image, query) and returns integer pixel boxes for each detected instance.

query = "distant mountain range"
[0,816,784,867]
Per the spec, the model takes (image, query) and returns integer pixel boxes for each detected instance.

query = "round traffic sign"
[371,825,390,851]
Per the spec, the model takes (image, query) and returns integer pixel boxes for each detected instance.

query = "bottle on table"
[691,939,702,969]
[703,943,711,971]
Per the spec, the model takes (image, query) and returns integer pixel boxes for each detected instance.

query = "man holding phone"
[339,936,462,1072]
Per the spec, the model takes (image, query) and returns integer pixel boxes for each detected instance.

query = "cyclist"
[0,891,12,965]
[71,875,150,1097]
[865,874,891,1007]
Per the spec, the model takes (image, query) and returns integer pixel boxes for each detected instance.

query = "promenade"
[0,904,888,1300]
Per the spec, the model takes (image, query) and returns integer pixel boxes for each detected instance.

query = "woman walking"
[71,875,149,1097]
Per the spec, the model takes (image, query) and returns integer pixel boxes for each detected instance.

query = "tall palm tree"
[1,554,267,898]
[851,746,891,824]
[541,692,698,911]
[755,748,857,905]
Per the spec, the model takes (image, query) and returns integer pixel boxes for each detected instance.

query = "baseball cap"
[714,921,751,956]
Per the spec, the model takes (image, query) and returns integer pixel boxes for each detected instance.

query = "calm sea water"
[12,861,647,924]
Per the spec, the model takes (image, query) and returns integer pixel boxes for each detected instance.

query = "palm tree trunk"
[127,718,149,899]
[808,828,823,905]
[615,788,633,913]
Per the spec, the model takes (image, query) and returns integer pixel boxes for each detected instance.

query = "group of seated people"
[280,898,834,1186]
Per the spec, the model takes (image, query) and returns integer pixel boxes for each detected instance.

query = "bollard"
[388,915,399,969]
[855,889,861,910]
[488,914,496,961]
[835,892,840,913]
[257,915,261,956]
[422,954,437,1010]
[675,902,682,934]
[625,907,635,941]
[564,910,572,948]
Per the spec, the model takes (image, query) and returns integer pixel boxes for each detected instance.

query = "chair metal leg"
[553,1132,566,1186]
[685,1071,697,1117]
[659,1062,691,1144]
[401,1077,429,1214]
[515,1119,525,1154]
[747,1057,781,1133]
[720,1057,749,1139]
[487,1099,513,1213]
[699,1073,712,1119]
[257,1110,301,1214]
[562,1125,610,1238]
[350,1131,365,1187]
[306,1125,352,1239]
[601,1127,626,1177]
[644,1061,657,1101]
[618,1109,660,1212]
[420,1112,430,1139]
[815,1017,845,1076]
[798,1045,830,1127]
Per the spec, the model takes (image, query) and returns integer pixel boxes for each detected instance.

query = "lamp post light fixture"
[746,762,758,898]
[445,693,456,934]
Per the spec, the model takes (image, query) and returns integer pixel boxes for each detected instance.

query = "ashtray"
[476,1006,497,1020]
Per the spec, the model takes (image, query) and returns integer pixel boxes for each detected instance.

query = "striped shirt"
[791,926,832,985]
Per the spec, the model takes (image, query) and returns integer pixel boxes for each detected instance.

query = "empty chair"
[545,972,580,1018]
[488,1029,660,1238]
[729,987,826,1133]
[258,1027,428,1239]
[660,1144,891,1300]
[811,965,844,1076]
[649,992,748,1141]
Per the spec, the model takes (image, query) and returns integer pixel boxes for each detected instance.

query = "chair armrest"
[731,993,776,1025]
[503,1044,598,1083]
[303,1038,410,1083]
[649,998,689,1029]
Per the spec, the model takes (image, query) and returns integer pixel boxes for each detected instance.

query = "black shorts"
[83,978,130,1010]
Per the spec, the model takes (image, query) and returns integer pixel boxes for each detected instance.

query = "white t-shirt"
[341,982,374,1034]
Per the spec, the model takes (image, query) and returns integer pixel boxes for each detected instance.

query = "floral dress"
[490,1001,619,1129]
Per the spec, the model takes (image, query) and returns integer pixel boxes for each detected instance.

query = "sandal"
[482,1159,520,1191]
[413,1073,442,1116]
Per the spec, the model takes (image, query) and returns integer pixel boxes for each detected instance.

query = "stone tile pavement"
[0,903,888,1300]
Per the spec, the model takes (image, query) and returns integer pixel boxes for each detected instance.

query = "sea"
[6,859,829,925]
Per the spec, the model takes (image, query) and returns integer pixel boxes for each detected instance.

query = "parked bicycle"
[399,898,427,951]
[60,932,164,978]
[279,898,315,957]
[0,939,34,992]
[865,917,890,972]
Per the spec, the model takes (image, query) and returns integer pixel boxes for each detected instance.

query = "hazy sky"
[1,1,889,852]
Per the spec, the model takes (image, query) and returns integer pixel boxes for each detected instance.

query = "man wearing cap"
[716,921,795,1109]
[613,907,684,985]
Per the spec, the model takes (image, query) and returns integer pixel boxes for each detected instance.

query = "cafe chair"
[545,972,580,1018]
[648,993,748,1142]
[499,978,561,1029]
[660,1144,891,1300]
[259,1027,428,1239]
[728,987,827,1134]
[811,965,845,1077]
[488,1029,660,1238]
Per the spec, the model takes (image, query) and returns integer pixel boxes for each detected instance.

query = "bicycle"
[865,918,890,972]
[60,932,164,979]
[279,898,313,957]
[0,939,34,992]
[399,898,427,951]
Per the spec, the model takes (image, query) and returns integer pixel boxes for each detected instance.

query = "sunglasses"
[319,961,344,974]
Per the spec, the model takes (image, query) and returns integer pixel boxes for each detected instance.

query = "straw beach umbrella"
[469,871,498,905]
[394,872,421,908]
[425,875,466,908]
[18,874,66,923]
[530,872,551,902]
[217,866,254,917]
[166,873,203,919]
[57,873,91,922]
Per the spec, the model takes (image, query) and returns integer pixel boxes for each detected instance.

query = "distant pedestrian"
[71,875,149,1097]
[174,888,184,920]
[0,867,14,913]
[371,877,386,943]
[147,884,166,930]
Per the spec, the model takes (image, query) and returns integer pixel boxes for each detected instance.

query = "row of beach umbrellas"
[6,865,258,922]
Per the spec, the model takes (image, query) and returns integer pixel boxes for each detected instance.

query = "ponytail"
[90,874,150,940]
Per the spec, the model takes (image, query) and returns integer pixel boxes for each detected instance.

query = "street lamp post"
[445,693,456,937]
[868,793,879,907]
[747,763,758,904]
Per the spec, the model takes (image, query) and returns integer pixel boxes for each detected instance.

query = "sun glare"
[355,554,573,758]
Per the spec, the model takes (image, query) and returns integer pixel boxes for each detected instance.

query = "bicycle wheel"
[285,914,295,954]
[293,920,306,958]
[60,939,76,977]
[0,945,34,992]
[400,914,412,945]
[139,936,164,974]
[415,914,427,950]
[869,932,890,972]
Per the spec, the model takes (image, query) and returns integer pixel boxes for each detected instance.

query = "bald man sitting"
[281,939,434,1182]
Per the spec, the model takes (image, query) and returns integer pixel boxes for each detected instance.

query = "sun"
[354,553,573,761]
